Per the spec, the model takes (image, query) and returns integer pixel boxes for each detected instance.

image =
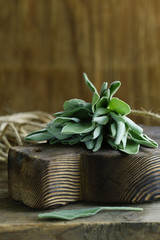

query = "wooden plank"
[1,161,160,239]
[8,126,160,210]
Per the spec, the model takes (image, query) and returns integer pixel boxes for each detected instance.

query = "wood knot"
[34,148,42,152]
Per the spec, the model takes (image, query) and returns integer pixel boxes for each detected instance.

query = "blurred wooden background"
[0,0,160,125]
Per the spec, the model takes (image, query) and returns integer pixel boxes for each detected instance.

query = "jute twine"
[0,111,53,162]
[0,110,159,162]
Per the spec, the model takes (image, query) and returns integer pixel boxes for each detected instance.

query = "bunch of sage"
[25,73,158,154]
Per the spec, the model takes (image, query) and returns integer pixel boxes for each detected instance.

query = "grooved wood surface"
[0,1,160,126]
[8,127,160,209]
[1,126,160,239]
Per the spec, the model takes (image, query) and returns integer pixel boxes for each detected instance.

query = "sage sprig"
[25,73,158,154]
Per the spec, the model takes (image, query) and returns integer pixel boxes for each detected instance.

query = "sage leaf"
[100,82,108,97]
[83,73,99,95]
[38,206,143,220]
[110,122,117,138]
[93,116,109,125]
[47,126,71,140]
[115,121,126,145]
[129,130,158,148]
[108,98,131,115]
[120,139,140,154]
[110,112,126,123]
[80,134,93,142]
[94,108,109,117]
[25,129,52,142]
[109,81,121,99]
[93,125,103,139]
[62,121,95,134]
[93,135,103,152]
[96,96,108,109]
[103,89,110,99]
[92,92,100,112]
[63,99,87,111]
[85,139,96,150]
[123,116,143,135]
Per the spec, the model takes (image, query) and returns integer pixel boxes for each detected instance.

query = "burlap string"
[0,110,159,162]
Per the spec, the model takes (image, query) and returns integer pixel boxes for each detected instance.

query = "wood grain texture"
[8,126,160,209]
[0,1,160,126]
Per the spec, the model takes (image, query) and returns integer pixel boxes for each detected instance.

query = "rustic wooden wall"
[0,0,160,125]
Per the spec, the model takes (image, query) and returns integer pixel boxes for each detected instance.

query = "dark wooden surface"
[0,1,160,126]
[1,126,160,239]
[8,126,160,209]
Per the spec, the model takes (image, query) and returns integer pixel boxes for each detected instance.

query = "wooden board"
[8,126,160,209]
[1,161,160,240]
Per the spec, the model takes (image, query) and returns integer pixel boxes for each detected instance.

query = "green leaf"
[93,116,109,125]
[80,134,93,142]
[50,138,60,144]
[94,108,109,117]
[47,125,72,140]
[110,122,117,138]
[96,96,108,109]
[110,112,126,123]
[62,121,95,134]
[83,73,99,95]
[85,139,96,150]
[123,116,143,135]
[93,135,103,152]
[109,81,121,99]
[93,125,103,139]
[38,206,143,220]
[49,117,80,128]
[25,129,52,142]
[120,139,140,154]
[115,121,126,145]
[63,99,87,111]
[67,136,81,145]
[107,137,118,150]
[92,92,100,112]
[103,89,110,99]
[121,126,129,149]
[100,82,108,97]
[108,98,131,115]
[55,107,91,119]
[129,130,158,148]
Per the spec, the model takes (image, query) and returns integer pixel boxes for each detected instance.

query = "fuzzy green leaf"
[63,99,87,111]
[85,139,96,150]
[120,139,140,154]
[93,135,103,152]
[129,130,158,148]
[62,121,95,134]
[25,129,52,142]
[100,82,108,97]
[93,125,103,139]
[109,81,121,98]
[93,116,109,125]
[123,116,143,135]
[83,73,99,95]
[92,92,100,112]
[115,121,126,145]
[96,96,108,109]
[108,98,131,115]
[38,206,143,220]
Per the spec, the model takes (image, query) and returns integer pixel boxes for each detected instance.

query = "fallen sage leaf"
[38,206,143,220]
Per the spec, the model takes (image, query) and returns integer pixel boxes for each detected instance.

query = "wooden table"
[1,126,160,240]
